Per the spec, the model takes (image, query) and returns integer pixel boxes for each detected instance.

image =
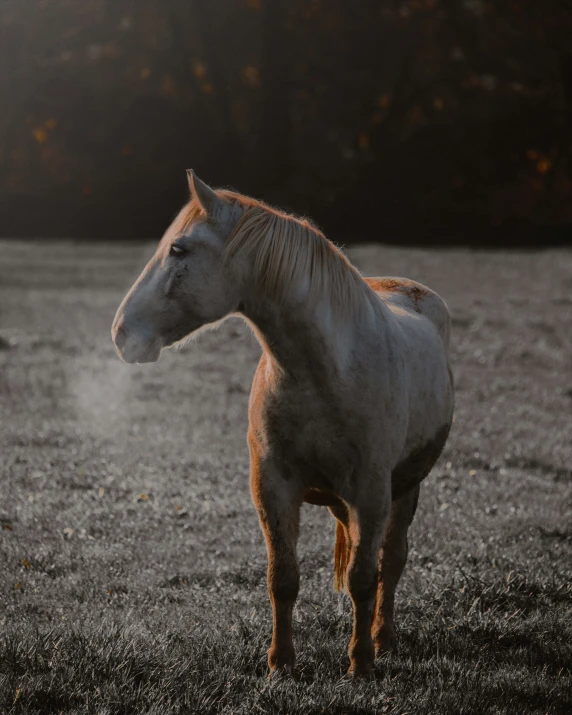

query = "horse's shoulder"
[365,276,451,348]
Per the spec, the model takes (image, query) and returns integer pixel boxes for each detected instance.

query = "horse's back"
[365,277,451,351]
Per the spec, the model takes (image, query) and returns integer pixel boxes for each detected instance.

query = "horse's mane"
[179,190,367,315]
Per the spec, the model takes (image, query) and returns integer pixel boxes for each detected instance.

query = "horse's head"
[112,172,243,363]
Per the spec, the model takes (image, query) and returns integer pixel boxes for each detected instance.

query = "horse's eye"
[170,244,185,257]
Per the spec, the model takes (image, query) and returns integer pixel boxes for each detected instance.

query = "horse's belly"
[303,488,345,508]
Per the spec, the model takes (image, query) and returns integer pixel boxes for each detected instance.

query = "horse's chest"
[265,399,359,489]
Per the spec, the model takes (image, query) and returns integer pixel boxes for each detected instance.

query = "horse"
[112,171,454,677]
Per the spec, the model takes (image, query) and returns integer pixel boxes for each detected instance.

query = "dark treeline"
[1,0,572,244]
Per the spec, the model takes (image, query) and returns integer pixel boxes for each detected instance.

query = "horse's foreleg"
[263,498,300,675]
[372,485,420,656]
[251,454,300,676]
[346,493,390,676]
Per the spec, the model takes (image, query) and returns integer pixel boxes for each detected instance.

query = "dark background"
[1,0,572,244]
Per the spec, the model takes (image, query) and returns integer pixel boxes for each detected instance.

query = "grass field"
[1,240,571,714]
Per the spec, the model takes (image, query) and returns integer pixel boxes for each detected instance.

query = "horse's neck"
[241,285,378,382]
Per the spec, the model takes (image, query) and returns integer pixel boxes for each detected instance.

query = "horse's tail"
[333,521,349,592]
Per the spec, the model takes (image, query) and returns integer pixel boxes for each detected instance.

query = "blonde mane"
[180,190,367,315]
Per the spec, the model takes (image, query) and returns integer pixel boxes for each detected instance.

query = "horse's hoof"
[267,664,294,681]
[347,662,375,679]
[373,625,398,657]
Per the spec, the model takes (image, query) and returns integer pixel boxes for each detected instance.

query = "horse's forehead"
[157,207,195,249]
[155,195,244,257]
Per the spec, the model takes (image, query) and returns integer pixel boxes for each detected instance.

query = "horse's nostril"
[114,325,127,349]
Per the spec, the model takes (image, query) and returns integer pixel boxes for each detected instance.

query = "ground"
[0,240,571,715]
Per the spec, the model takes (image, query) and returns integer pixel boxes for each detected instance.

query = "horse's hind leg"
[372,485,420,656]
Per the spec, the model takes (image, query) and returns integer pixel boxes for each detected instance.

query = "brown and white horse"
[112,172,454,677]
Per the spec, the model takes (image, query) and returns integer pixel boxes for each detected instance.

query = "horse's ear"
[187,169,220,217]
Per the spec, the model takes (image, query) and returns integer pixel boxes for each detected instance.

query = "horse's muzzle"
[112,321,162,364]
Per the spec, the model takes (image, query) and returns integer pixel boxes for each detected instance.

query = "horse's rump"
[366,276,451,349]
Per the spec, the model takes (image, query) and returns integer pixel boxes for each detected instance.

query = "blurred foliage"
[1,0,572,242]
